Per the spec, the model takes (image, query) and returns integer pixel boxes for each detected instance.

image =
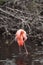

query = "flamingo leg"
[24,43,28,55]
[19,46,22,54]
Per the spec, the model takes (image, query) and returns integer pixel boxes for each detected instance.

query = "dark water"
[0,36,43,65]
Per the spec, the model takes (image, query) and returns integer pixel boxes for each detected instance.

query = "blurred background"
[0,0,43,65]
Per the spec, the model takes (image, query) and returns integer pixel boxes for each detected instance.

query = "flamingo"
[15,29,28,55]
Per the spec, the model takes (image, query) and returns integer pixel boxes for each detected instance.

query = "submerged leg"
[24,43,28,55]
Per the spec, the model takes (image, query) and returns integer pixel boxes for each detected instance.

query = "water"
[0,54,32,65]
[0,36,43,65]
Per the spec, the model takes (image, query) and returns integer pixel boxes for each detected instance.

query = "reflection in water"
[15,55,32,65]
[0,36,43,65]
[0,51,43,65]
[0,55,32,65]
[16,58,25,65]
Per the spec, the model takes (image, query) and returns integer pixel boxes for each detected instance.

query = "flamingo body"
[15,29,28,54]
[15,29,27,46]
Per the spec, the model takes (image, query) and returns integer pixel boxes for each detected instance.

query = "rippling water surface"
[0,36,43,65]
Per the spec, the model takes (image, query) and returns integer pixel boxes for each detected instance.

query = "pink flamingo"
[15,29,28,55]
